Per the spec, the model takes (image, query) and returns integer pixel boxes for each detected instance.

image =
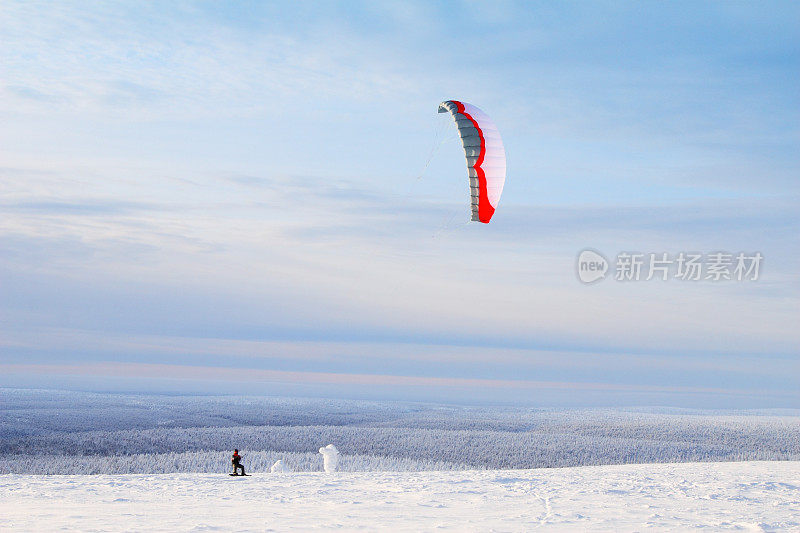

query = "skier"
[231,449,246,476]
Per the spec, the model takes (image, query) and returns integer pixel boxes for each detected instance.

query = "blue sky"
[1,1,798,406]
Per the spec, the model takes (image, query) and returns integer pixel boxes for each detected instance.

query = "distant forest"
[2,389,799,474]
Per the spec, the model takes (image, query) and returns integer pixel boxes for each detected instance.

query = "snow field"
[1,461,798,532]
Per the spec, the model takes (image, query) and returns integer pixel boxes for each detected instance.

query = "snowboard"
[229,473,249,476]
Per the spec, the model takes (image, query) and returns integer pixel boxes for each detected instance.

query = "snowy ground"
[2,461,799,532]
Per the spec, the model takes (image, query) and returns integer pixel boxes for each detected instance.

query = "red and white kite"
[438,101,506,223]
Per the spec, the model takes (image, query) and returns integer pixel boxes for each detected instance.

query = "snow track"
[1,461,799,532]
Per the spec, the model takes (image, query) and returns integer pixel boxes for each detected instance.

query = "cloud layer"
[1,1,798,405]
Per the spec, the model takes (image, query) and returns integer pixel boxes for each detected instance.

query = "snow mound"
[319,444,339,473]
[270,460,288,473]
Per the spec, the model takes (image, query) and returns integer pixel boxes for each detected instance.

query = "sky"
[1,1,798,407]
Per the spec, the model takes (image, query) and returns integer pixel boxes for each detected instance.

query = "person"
[231,449,246,476]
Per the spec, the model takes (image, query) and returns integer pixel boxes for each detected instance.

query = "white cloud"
[0,2,421,119]
[1,160,798,359]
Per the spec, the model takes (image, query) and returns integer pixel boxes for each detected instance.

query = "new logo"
[577,249,609,283]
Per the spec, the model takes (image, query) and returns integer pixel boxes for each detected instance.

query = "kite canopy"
[438,100,505,223]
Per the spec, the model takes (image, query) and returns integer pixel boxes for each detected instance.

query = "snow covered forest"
[2,389,799,474]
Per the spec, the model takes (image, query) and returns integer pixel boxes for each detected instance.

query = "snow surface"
[2,461,798,532]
